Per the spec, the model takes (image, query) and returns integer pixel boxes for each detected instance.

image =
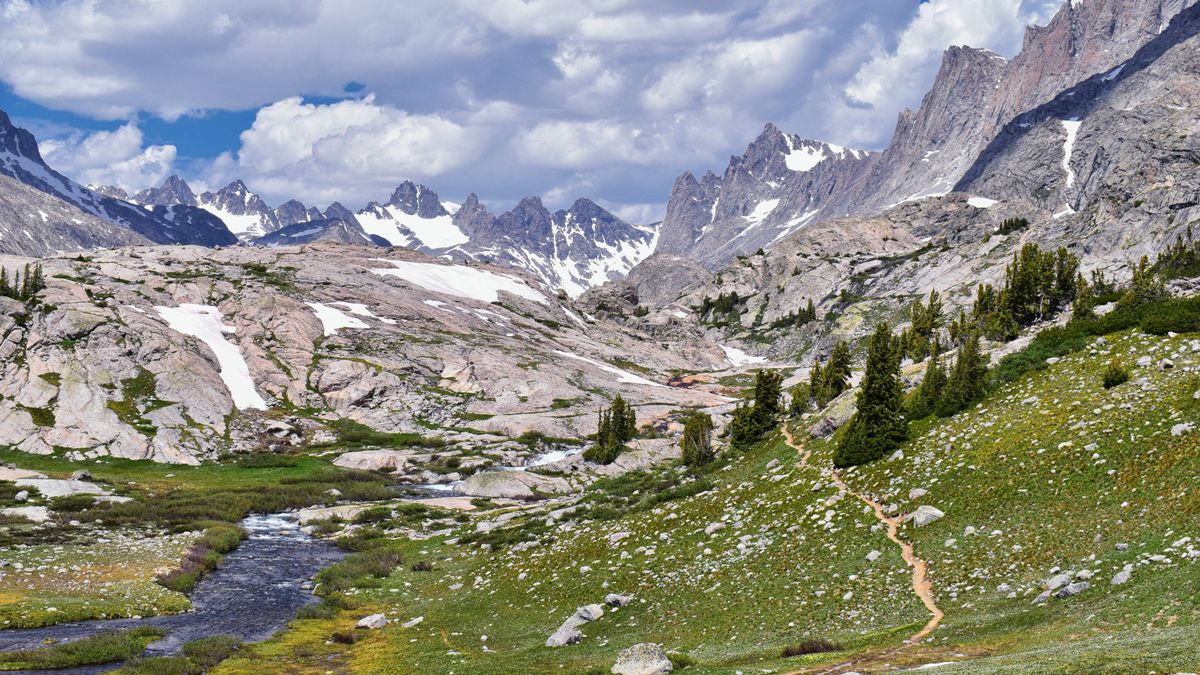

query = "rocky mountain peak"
[323,201,359,224]
[135,174,198,207]
[387,181,449,219]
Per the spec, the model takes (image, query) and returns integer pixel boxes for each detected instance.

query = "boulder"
[546,625,583,647]
[457,470,575,500]
[69,469,92,481]
[333,449,418,473]
[1046,573,1072,591]
[908,488,928,500]
[605,593,633,607]
[356,613,389,629]
[0,506,50,523]
[612,643,673,675]
[575,604,605,622]
[15,479,106,498]
[1054,581,1089,598]
[1111,570,1132,585]
[909,505,944,527]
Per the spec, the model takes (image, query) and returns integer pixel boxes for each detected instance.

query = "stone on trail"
[611,643,673,675]
[356,613,389,629]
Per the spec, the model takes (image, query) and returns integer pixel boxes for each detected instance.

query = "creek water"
[0,513,344,673]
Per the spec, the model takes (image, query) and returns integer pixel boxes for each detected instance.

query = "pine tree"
[935,331,989,417]
[788,382,811,417]
[585,396,637,464]
[680,412,715,466]
[729,401,760,449]
[751,369,783,430]
[908,338,946,419]
[834,322,907,468]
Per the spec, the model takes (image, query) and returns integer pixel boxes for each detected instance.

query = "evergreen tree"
[934,332,989,417]
[729,402,760,449]
[729,369,785,448]
[585,396,638,464]
[788,382,811,417]
[680,412,715,466]
[907,338,946,419]
[906,290,944,360]
[834,322,907,468]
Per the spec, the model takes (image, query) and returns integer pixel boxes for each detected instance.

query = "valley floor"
[212,328,1200,673]
[1,328,1198,673]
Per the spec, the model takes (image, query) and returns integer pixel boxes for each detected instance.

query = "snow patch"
[722,345,767,367]
[307,302,369,336]
[331,301,397,325]
[1061,119,1082,188]
[155,304,267,410]
[743,199,781,226]
[372,259,548,305]
[967,197,998,209]
[553,350,664,388]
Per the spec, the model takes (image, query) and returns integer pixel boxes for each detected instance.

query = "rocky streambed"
[0,513,343,673]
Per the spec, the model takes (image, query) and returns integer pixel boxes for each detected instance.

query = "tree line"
[0,264,45,302]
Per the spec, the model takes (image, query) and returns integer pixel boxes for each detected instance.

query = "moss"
[106,367,171,437]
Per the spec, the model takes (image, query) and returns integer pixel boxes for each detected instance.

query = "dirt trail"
[782,425,945,671]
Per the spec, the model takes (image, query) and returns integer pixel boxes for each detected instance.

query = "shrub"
[1102,362,1130,389]
[781,638,841,658]
[411,560,434,572]
[0,627,166,670]
[180,635,240,669]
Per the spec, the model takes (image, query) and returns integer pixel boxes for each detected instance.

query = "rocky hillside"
[0,242,729,464]
[0,112,236,253]
[652,0,1198,271]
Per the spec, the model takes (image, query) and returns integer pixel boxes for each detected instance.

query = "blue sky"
[0,0,1063,222]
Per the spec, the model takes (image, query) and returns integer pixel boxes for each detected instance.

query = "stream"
[397,445,587,497]
[0,513,344,673]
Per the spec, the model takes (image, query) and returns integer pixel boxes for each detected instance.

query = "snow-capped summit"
[0,110,236,250]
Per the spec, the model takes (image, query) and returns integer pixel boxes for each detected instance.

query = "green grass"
[219,327,1200,674]
[0,627,166,670]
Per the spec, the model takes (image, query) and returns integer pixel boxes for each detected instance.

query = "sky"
[0,0,1065,223]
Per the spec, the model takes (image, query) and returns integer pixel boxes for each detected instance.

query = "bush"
[411,560,434,572]
[0,627,166,670]
[781,638,841,657]
[180,635,240,669]
[1102,362,1130,389]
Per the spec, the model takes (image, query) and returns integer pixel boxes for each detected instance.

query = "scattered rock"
[356,613,389,629]
[1111,570,1131,585]
[704,522,725,536]
[1171,423,1194,437]
[401,616,424,628]
[69,469,92,481]
[865,550,882,562]
[1046,574,1072,591]
[611,643,673,675]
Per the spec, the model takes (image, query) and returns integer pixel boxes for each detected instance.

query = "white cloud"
[39,124,177,191]
[514,119,660,169]
[641,31,822,113]
[228,95,489,204]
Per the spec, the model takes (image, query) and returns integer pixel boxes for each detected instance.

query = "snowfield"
[371,259,548,305]
[155,304,267,410]
[356,204,469,249]
[307,302,369,336]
